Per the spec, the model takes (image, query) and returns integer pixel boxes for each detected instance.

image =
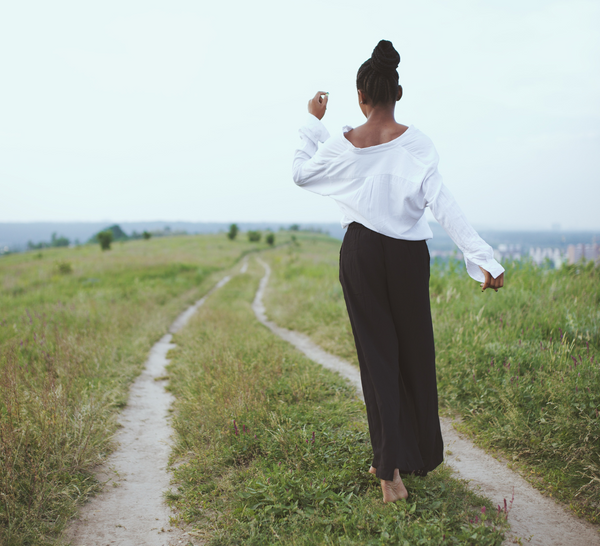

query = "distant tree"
[106,224,128,240]
[227,224,239,241]
[248,230,261,243]
[289,224,300,231]
[98,230,113,251]
[266,233,275,246]
[51,232,70,247]
[89,224,128,245]
[143,231,152,240]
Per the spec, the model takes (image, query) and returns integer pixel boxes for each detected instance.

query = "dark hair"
[356,40,400,106]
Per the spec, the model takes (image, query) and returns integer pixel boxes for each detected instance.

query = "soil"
[253,257,600,546]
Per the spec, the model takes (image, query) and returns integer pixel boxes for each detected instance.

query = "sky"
[1,0,599,230]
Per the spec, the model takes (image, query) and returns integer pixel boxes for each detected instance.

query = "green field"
[0,235,268,545]
[3,230,596,545]
[165,255,506,545]
[262,234,600,524]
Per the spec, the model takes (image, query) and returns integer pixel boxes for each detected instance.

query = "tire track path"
[66,275,232,546]
[252,257,600,546]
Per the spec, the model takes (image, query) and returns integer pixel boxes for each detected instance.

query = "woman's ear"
[397,85,403,102]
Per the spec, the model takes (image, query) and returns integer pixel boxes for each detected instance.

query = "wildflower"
[311,431,315,444]
[254,434,257,439]
[278,462,282,467]
[233,420,239,436]
[481,507,486,515]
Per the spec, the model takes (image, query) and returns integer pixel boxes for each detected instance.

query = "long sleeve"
[427,176,505,283]
[292,114,331,191]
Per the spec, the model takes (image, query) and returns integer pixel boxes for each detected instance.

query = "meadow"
[0,234,267,545]
[2,230,596,545]
[166,256,507,545]
[262,234,600,524]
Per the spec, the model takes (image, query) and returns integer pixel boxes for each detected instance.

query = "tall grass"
[166,259,507,544]
[0,235,268,545]
[262,234,600,523]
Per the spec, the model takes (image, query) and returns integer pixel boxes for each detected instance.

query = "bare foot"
[381,468,408,503]
[369,466,377,475]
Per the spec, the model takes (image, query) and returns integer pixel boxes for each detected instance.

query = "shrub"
[266,233,275,246]
[143,231,152,240]
[227,224,239,241]
[97,230,113,251]
[57,261,73,275]
[247,230,261,243]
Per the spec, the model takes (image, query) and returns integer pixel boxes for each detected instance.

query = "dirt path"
[66,275,232,546]
[252,257,600,546]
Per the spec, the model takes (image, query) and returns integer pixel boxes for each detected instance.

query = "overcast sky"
[1,0,598,230]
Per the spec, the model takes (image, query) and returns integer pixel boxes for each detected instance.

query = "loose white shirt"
[292,114,505,283]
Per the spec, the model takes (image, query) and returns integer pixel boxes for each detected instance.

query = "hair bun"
[370,40,400,74]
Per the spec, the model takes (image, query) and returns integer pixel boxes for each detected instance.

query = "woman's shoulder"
[398,126,439,166]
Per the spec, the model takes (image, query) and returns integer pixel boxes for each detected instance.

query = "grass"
[0,234,272,545]
[166,255,507,544]
[262,233,600,524]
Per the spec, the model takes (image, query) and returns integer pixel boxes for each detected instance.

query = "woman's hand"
[308,91,328,120]
[480,267,504,292]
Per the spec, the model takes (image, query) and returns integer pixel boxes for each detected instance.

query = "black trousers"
[339,222,443,481]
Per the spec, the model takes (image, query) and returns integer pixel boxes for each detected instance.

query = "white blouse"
[292,114,505,283]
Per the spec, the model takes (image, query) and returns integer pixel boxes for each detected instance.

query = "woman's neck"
[364,105,397,126]
[345,104,408,148]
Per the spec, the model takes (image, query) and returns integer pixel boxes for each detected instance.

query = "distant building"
[567,243,600,265]
[527,247,564,268]
[495,244,522,263]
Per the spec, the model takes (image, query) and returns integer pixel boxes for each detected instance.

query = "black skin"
[307,89,505,292]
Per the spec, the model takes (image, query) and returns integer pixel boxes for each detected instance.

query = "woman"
[292,40,504,503]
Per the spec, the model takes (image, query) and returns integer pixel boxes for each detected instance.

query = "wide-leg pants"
[339,222,443,482]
